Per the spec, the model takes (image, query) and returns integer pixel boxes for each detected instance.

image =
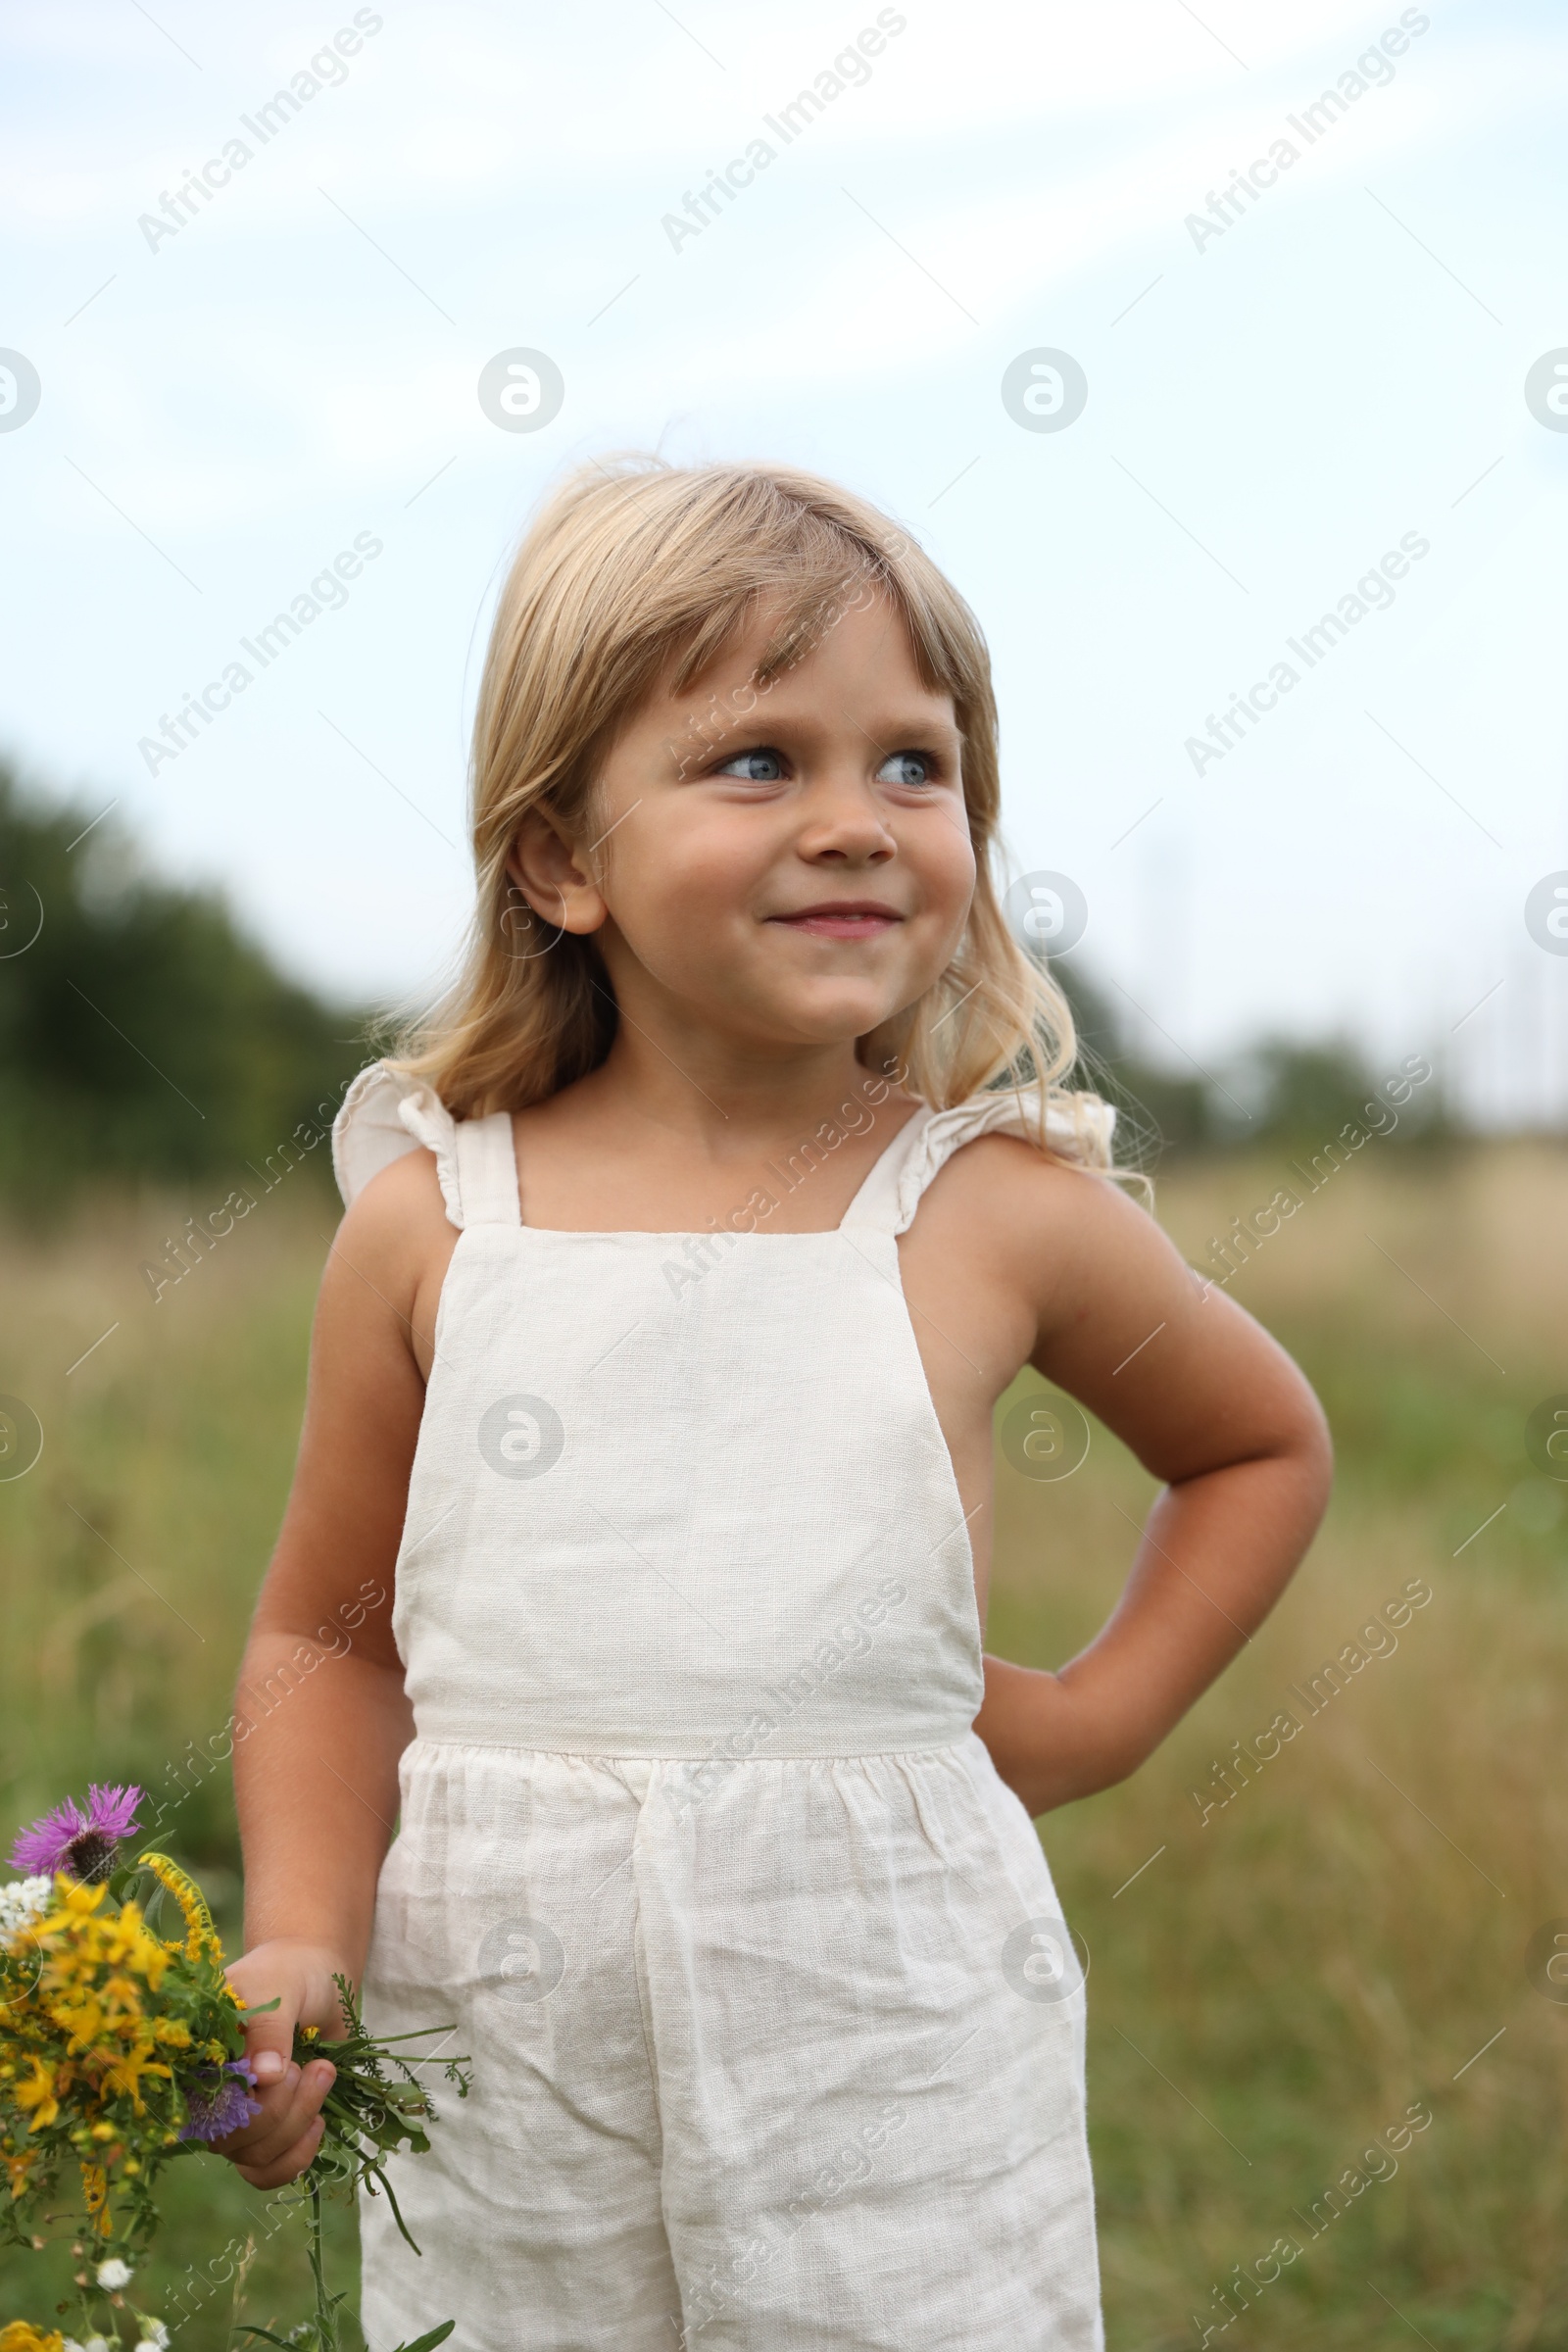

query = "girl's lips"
[770,907,904,940]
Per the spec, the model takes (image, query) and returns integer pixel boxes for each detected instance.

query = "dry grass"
[1,1143,1565,2344]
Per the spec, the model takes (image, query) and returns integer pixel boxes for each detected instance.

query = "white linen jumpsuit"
[332,1063,1104,2352]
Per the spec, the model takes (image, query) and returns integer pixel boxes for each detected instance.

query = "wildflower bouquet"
[0,1788,467,2352]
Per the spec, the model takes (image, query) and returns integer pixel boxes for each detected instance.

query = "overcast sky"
[3,0,1566,1119]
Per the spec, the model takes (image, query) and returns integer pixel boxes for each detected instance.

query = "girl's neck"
[566,1026,904,1163]
[510,1028,922,1236]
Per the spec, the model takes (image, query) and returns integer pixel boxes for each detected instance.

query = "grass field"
[2,1140,1565,2346]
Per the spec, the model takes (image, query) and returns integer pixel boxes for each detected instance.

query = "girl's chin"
[765,983,907,1029]
[643,968,917,1048]
[694,1005,900,1056]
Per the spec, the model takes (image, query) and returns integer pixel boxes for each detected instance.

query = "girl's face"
[511,592,977,1056]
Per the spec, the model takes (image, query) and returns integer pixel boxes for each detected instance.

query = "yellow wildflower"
[52,1997,106,2056]
[135,1852,220,1964]
[43,1877,108,1931]
[13,2061,58,2132]
[0,2323,66,2352]
[99,2048,171,2112]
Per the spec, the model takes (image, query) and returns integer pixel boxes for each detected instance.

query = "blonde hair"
[393,455,1112,1168]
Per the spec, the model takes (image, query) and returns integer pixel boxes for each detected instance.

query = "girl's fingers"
[234,2110,328,2190]
[251,2059,333,2156]
[215,2058,304,2157]
[303,2057,336,2116]
[230,2085,327,2175]
[239,2007,298,2088]
[218,2059,336,2171]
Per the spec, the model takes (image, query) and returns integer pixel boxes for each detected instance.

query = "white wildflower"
[135,2328,170,2352]
[95,2255,134,2289]
[0,1875,52,1941]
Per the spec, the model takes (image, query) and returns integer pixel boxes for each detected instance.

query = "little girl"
[220,459,1330,2349]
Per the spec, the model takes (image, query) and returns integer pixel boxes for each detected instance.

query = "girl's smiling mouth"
[768,900,905,940]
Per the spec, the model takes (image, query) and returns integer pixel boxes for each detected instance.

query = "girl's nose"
[795,771,897,862]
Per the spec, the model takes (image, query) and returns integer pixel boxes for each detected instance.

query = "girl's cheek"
[912,806,976,895]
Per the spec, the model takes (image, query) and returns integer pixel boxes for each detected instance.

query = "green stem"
[307,2181,334,2352]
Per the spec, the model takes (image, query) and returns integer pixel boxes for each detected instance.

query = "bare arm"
[973,1160,1332,1816]
[220,1151,451,2186]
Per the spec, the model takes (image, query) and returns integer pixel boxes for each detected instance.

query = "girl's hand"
[216,1938,349,2187]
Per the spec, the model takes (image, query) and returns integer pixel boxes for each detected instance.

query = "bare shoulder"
[918,1129,1157,1287]
[912,1125,1221,1377]
[325,1147,456,1326]
[921,1126,1328,1480]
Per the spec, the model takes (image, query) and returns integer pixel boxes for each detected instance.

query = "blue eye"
[877,752,934,786]
[715,748,785,781]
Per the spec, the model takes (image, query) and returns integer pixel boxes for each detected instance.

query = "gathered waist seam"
[402,1731,980,1765]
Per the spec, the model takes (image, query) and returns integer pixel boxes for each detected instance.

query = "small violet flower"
[179,2059,262,2144]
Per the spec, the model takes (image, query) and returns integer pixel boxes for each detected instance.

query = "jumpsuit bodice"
[334,1061,1108,1766]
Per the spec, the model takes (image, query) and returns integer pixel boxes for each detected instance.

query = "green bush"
[0,766,374,1209]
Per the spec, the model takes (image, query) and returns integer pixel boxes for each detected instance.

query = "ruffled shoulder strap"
[330,1061,520,1231]
[839,1087,1116,1237]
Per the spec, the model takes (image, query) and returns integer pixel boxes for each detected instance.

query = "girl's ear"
[506,808,608,935]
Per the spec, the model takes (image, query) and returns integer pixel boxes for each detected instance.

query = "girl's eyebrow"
[840,710,963,753]
[682,716,961,770]
[686,701,959,742]
[663,688,960,775]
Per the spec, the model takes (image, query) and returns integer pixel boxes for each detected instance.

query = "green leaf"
[389,2325,456,2352]
[368,2161,423,2257]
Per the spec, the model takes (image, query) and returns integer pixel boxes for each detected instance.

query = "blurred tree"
[1047,960,1447,1169]
[1219,1035,1448,1153]
[0,764,372,1207]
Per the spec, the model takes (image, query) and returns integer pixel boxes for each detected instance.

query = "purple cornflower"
[9,1783,143,1884]
[179,2060,263,2143]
